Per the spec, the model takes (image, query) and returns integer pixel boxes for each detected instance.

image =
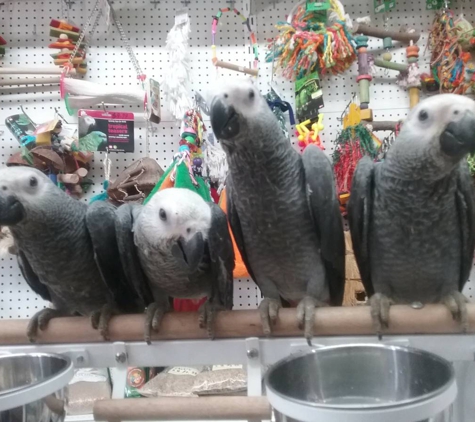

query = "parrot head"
[138,188,212,270]
[209,78,282,149]
[0,167,55,226]
[395,94,475,169]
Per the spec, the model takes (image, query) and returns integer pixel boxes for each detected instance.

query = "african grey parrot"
[116,187,234,343]
[209,79,345,341]
[348,94,475,335]
[0,166,141,342]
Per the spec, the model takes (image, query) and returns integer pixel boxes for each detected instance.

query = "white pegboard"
[0,0,475,318]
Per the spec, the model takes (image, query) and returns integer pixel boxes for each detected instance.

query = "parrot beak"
[0,194,25,226]
[440,111,475,156]
[174,232,205,273]
[210,98,240,140]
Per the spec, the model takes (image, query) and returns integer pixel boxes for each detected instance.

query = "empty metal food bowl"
[265,344,457,422]
[0,353,73,421]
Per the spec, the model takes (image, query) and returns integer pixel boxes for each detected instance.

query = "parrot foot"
[144,302,167,345]
[368,293,394,339]
[258,298,282,337]
[199,300,222,339]
[90,304,115,341]
[27,308,65,343]
[297,296,327,345]
[442,291,469,332]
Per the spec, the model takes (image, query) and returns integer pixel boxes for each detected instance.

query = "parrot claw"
[90,305,115,341]
[442,291,469,332]
[297,296,326,343]
[198,300,221,339]
[258,298,282,336]
[144,302,167,344]
[27,308,65,343]
[368,293,393,338]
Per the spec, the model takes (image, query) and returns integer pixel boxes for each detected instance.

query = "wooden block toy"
[54,57,86,65]
[360,108,373,121]
[50,19,80,33]
[49,38,86,50]
[50,27,80,41]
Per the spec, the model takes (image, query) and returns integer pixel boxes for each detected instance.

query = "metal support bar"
[111,342,128,399]
[246,337,262,397]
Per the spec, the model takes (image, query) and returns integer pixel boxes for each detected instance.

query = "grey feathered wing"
[347,155,375,298]
[226,175,257,283]
[455,162,475,291]
[115,203,154,307]
[207,202,235,309]
[85,201,141,312]
[17,249,52,302]
[301,144,346,305]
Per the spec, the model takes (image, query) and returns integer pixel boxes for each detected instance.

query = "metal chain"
[68,0,102,69]
[109,1,144,80]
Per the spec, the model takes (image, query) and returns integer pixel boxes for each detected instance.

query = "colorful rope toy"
[211,7,259,76]
[266,5,356,80]
[428,10,471,94]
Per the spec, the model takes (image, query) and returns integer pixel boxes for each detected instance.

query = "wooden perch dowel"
[94,396,271,421]
[352,23,421,43]
[363,120,400,132]
[0,305,473,345]
[214,60,259,77]
[0,76,60,86]
[0,67,75,75]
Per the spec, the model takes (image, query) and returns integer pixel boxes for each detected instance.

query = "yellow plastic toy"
[296,114,325,151]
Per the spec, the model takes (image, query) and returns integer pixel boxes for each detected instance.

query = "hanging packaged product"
[5,113,37,148]
[295,71,324,122]
[78,109,135,153]
[374,0,396,13]
[139,366,205,398]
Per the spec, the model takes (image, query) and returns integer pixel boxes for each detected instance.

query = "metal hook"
[20,105,36,126]
[101,102,107,112]
[54,108,70,124]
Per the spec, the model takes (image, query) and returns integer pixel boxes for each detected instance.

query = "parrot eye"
[418,110,429,122]
[249,90,255,99]
[29,177,38,187]
[159,208,167,221]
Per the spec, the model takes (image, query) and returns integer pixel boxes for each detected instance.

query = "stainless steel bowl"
[0,353,73,421]
[265,344,457,422]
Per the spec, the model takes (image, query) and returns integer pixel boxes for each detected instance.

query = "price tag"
[175,9,189,26]
[101,0,111,30]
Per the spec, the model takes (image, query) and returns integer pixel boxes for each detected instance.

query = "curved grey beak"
[210,98,240,140]
[0,195,24,226]
[440,111,475,157]
[171,232,205,273]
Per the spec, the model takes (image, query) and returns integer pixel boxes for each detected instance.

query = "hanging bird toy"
[211,6,259,76]
[266,2,356,80]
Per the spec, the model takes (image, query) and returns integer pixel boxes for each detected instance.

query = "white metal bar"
[0,335,472,368]
[246,337,262,397]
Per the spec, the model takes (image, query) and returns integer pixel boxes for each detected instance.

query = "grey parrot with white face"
[348,94,475,335]
[0,166,141,342]
[116,187,234,343]
[209,79,345,341]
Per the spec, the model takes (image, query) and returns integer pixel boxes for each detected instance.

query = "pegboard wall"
[0,0,474,318]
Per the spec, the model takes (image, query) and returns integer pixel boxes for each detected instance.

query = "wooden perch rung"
[213,60,259,76]
[0,305,473,345]
[93,396,272,421]
[363,120,400,132]
[352,23,421,43]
